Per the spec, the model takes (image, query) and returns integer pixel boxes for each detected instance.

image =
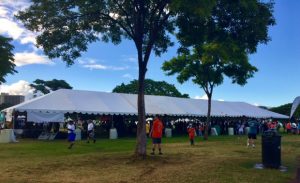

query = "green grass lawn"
[0,134,299,183]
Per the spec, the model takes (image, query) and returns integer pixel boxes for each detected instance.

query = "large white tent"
[2,89,288,122]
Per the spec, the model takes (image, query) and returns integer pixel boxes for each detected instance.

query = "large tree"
[163,0,275,139]
[113,79,189,98]
[0,35,17,84]
[30,79,73,94]
[16,0,212,157]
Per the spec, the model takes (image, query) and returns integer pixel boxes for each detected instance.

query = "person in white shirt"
[238,123,245,135]
[67,120,76,149]
[87,120,96,143]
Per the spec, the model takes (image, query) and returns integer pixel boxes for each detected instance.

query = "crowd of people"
[172,118,300,137]
[3,113,300,151]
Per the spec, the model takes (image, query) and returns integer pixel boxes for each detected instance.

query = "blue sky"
[0,0,299,107]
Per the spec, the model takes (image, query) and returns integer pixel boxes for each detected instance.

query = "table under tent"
[0,89,288,141]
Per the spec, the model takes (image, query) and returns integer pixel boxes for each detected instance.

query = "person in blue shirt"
[247,118,259,148]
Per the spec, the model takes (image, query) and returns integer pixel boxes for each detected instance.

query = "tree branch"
[112,0,135,37]
[143,11,170,66]
[100,13,134,40]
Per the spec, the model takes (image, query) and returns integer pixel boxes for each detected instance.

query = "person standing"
[297,122,300,135]
[262,121,269,133]
[238,123,245,135]
[286,122,292,134]
[67,120,76,149]
[247,118,259,148]
[187,124,196,146]
[150,115,164,155]
[146,121,150,138]
[87,120,96,143]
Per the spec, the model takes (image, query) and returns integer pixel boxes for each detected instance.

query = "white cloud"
[0,80,34,100]
[194,95,208,100]
[0,0,30,11]
[0,18,23,39]
[122,74,134,79]
[253,103,260,106]
[14,51,54,66]
[83,64,107,70]
[0,6,8,17]
[109,66,129,71]
[122,55,137,63]
[78,58,98,65]
[83,64,129,71]
[20,33,36,44]
[194,95,224,101]
[79,57,129,71]
[0,0,37,45]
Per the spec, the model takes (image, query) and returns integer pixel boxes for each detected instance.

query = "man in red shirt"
[150,115,164,155]
[286,122,292,133]
[187,124,196,146]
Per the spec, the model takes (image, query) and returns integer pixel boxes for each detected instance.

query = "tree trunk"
[204,94,212,140]
[135,67,147,158]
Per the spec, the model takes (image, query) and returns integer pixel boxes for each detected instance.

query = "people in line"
[150,115,164,155]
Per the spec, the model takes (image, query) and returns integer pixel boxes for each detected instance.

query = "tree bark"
[204,94,212,140]
[135,65,147,158]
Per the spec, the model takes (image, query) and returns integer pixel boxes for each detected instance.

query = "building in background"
[0,93,25,106]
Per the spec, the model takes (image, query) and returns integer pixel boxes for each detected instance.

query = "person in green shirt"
[247,118,259,148]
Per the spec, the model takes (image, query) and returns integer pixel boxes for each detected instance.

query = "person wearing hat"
[67,120,76,149]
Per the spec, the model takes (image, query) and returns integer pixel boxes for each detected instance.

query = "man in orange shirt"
[150,115,164,155]
[286,122,292,134]
[187,124,196,146]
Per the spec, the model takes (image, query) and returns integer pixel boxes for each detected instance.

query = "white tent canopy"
[2,89,288,122]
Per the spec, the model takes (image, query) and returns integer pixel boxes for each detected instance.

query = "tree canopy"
[16,0,178,65]
[270,103,300,119]
[162,0,275,139]
[113,79,189,98]
[30,79,72,94]
[0,35,17,84]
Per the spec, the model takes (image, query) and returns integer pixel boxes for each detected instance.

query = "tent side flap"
[27,112,64,123]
